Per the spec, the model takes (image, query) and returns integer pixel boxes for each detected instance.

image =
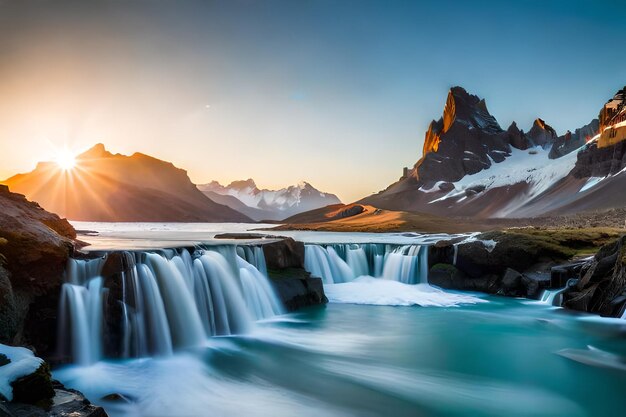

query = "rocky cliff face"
[0,185,75,356]
[563,235,626,317]
[571,139,626,178]
[2,144,251,223]
[549,119,599,159]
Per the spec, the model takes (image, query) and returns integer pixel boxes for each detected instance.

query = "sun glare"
[54,150,77,171]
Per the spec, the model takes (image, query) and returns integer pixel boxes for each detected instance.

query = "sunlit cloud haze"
[1,0,625,202]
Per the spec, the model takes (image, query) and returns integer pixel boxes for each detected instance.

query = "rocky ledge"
[0,344,106,417]
[429,228,626,317]
[261,238,328,310]
[563,235,626,317]
[0,185,77,357]
[3,381,107,417]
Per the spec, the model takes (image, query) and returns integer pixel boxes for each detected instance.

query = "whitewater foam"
[324,277,487,307]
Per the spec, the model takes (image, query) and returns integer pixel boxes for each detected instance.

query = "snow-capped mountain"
[361,85,626,218]
[198,179,341,221]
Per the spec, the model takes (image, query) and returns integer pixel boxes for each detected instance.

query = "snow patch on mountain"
[197,179,341,220]
[431,145,579,205]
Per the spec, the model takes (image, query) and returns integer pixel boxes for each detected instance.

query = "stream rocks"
[5,381,107,417]
[428,231,571,298]
[429,229,626,317]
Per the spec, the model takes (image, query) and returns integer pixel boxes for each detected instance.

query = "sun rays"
[53,149,77,171]
[1,146,121,220]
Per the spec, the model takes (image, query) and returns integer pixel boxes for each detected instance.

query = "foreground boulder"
[0,344,106,417]
[563,235,626,317]
[5,381,107,417]
[0,186,76,357]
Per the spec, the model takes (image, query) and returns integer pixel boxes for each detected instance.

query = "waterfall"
[304,243,429,284]
[58,246,283,364]
[539,288,566,306]
[539,279,579,307]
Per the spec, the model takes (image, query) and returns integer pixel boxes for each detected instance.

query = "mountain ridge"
[198,179,341,221]
[2,144,252,223]
[359,85,625,218]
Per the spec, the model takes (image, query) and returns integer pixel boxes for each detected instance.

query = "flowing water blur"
[57,224,626,417]
[55,298,626,417]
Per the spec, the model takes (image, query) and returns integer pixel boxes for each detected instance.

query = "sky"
[0,0,625,202]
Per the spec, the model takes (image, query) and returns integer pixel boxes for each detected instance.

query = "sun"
[54,149,77,171]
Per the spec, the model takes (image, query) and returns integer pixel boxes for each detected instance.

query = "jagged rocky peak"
[228,178,258,191]
[443,86,503,133]
[527,118,558,147]
[506,121,528,150]
[415,87,511,183]
[422,87,503,157]
[77,143,112,159]
[549,118,599,159]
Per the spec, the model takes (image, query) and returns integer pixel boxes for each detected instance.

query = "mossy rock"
[11,362,55,408]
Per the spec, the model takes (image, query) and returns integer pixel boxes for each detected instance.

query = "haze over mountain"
[360,85,626,218]
[198,179,341,221]
[1,144,251,222]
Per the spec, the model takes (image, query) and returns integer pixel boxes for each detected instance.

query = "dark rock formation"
[526,118,557,148]
[571,139,626,178]
[506,122,529,150]
[268,268,327,311]
[563,235,626,317]
[262,238,305,269]
[428,231,571,298]
[10,363,54,407]
[262,239,327,310]
[101,252,136,358]
[549,119,599,159]
[0,185,75,356]
[5,381,107,417]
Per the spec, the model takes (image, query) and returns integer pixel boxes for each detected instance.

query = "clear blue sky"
[1,0,625,202]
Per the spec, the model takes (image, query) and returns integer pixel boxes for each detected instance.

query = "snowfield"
[429,145,579,207]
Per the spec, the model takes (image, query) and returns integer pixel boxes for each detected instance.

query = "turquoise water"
[55,297,626,417]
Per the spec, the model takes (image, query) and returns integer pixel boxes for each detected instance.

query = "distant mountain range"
[197,179,341,221]
[360,85,626,218]
[4,85,625,224]
[1,144,251,222]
